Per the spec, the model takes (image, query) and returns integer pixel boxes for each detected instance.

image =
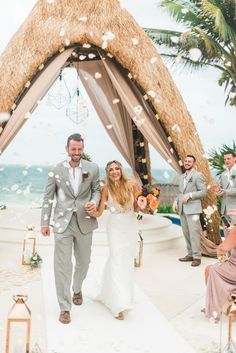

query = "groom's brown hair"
[67,133,84,146]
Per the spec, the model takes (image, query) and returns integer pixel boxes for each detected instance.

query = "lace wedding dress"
[98,192,138,317]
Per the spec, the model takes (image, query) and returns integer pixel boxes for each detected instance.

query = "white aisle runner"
[41,246,196,353]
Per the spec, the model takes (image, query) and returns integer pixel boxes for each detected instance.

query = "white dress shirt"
[68,164,82,195]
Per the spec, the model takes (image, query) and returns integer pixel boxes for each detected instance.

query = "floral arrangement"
[29,252,42,269]
[135,184,160,218]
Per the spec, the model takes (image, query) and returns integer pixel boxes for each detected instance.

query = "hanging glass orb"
[47,72,71,109]
[66,87,89,125]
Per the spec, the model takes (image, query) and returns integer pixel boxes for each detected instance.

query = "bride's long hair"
[105,160,133,209]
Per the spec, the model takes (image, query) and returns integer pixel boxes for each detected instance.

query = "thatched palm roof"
[0,0,220,240]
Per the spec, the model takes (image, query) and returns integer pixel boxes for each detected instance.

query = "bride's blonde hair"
[105,160,133,209]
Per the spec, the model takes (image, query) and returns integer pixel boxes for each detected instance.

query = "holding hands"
[84,201,97,217]
[211,183,225,196]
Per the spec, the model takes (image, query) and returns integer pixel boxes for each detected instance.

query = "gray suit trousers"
[180,213,201,259]
[54,214,92,311]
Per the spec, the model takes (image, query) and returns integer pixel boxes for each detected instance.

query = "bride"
[89,160,140,320]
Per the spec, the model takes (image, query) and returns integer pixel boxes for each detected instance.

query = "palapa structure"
[0,0,220,243]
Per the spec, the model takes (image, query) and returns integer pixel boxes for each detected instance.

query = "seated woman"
[204,210,236,321]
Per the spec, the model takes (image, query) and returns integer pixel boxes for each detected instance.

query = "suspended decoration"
[46,66,89,125]
[47,71,71,109]
[66,71,89,125]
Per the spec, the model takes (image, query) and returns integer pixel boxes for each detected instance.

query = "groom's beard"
[184,166,193,172]
[70,155,82,163]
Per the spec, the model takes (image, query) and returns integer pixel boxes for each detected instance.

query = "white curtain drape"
[0,48,74,153]
[101,56,182,173]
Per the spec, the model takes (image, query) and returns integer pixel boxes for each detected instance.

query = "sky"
[0,0,235,169]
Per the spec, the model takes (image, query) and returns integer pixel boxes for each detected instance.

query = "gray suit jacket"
[219,167,236,214]
[177,168,207,215]
[41,159,100,234]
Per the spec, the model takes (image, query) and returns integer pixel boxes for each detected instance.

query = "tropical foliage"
[208,141,236,175]
[145,0,236,106]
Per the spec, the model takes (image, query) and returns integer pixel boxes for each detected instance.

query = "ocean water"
[0,164,176,206]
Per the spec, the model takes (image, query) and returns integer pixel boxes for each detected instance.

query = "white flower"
[48,172,54,177]
[79,55,86,60]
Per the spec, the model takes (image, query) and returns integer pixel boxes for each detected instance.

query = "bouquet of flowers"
[135,184,160,219]
[29,252,43,269]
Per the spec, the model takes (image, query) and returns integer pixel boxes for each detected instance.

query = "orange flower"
[146,193,155,203]
[149,199,159,212]
[135,191,141,198]
[152,188,160,197]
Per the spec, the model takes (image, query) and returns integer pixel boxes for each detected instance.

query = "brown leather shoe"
[179,255,193,262]
[191,259,201,267]
[59,311,71,324]
[73,291,83,305]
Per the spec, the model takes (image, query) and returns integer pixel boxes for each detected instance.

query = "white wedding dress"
[98,192,138,317]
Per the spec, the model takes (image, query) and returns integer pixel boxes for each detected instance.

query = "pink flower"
[137,196,147,210]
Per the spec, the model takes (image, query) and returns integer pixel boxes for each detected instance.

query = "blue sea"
[0,164,177,206]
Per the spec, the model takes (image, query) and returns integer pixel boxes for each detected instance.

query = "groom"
[41,133,100,324]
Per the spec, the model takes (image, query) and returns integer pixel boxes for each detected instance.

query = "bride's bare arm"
[90,186,108,217]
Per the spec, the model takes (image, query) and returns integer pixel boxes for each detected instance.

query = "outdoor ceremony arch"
[0,0,220,242]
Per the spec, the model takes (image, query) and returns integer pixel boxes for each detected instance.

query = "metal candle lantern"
[22,226,36,265]
[135,231,143,267]
[5,295,31,353]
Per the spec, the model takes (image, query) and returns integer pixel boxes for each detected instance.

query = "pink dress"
[205,248,236,320]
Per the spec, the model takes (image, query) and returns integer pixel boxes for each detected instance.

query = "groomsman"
[212,151,236,228]
[173,155,207,266]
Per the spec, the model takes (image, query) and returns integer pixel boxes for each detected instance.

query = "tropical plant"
[145,0,236,106]
[157,204,175,213]
[208,141,236,175]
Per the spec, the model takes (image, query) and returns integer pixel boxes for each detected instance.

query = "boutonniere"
[82,171,89,181]
[189,177,193,182]
[231,174,236,179]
